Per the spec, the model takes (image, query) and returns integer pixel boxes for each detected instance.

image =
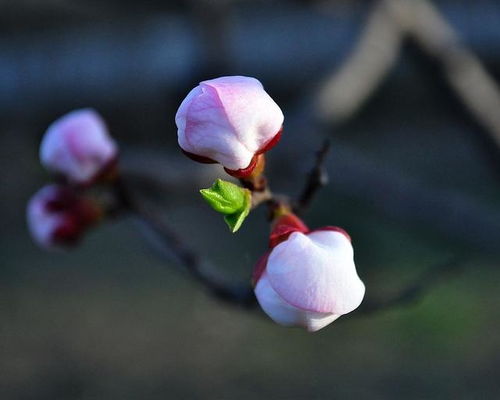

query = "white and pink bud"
[27,185,102,249]
[40,109,118,184]
[175,76,284,177]
[253,214,365,332]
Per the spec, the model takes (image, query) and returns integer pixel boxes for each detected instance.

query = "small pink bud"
[40,109,118,184]
[27,185,101,249]
[175,76,284,175]
[254,222,365,332]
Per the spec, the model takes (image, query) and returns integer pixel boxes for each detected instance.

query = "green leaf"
[200,179,251,233]
[200,179,245,214]
[223,190,251,233]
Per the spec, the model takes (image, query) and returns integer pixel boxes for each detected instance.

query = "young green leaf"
[200,179,245,214]
[200,179,252,233]
[223,189,251,233]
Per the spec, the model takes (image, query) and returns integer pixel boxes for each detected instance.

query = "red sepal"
[53,216,81,245]
[185,127,283,178]
[46,187,102,246]
[257,126,282,155]
[269,213,309,248]
[181,149,218,164]
[252,250,271,286]
[224,154,259,179]
[310,226,351,242]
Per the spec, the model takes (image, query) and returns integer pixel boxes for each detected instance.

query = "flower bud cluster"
[28,76,366,332]
[28,109,118,249]
[177,76,365,331]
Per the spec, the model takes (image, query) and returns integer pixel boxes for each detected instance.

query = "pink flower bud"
[175,76,284,175]
[40,109,118,184]
[254,216,365,332]
[27,185,101,249]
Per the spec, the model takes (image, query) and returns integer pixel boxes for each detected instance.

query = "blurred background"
[1,0,500,398]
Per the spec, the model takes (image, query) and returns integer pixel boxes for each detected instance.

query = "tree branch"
[317,0,500,157]
[115,178,257,308]
[317,0,404,123]
[294,139,331,215]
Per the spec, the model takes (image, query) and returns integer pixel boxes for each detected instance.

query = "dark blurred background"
[1,0,500,399]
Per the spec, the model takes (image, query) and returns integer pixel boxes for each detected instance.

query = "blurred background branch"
[317,0,500,154]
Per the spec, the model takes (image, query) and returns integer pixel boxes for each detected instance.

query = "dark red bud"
[45,187,102,246]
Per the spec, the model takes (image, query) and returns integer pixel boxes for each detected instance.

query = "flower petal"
[27,185,64,248]
[204,76,283,155]
[255,272,304,327]
[40,109,117,183]
[267,231,365,315]
[304,313,340,332]
[176,83,253,170]
[255,272,338,331]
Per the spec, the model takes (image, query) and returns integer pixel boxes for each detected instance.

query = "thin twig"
[116,178,257,308]
[294,139,332,215]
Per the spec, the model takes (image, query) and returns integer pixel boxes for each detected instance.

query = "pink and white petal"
[65,117,116,180]
[255,272,339,331]
[303,312,341,332]
[27,186,62,248]
[206,76,284,153]
[40,109,116,182]
[312,226,351,242]
[175,84,204,136]
[255,272,305,327]
[307,230,353,258]
[177,83,254,170]
[267,231,365,315]
[41,118,82,180]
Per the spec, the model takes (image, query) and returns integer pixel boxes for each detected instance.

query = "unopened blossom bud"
[27,185,102,249]
[40,109,118,184]
[175,76,284,177]
[253,214,365,332]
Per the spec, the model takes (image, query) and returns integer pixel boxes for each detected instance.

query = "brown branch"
[317,0,404,123]
[115,178,257,308]
[318,0,500,155]
[294,139,332,215]
[392,0,500,153]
